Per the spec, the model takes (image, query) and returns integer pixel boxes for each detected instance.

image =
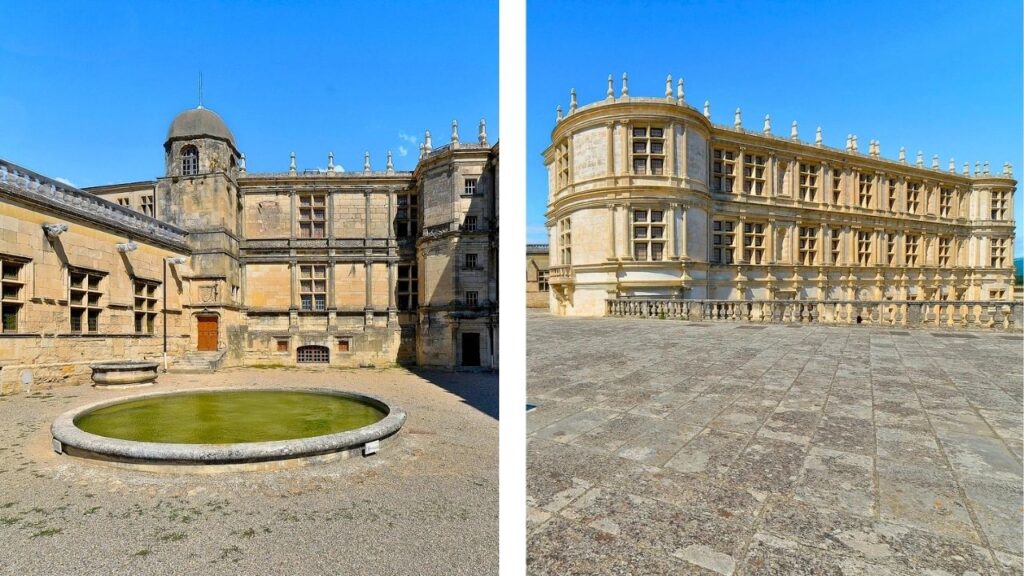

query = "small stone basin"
[90,361,159,388]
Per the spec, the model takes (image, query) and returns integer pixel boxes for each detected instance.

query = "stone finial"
[607,74,614,100]
[569,88,577,113]
[899,146,907,164]
[677,78,685,104]
[846,134,853,152]
[1005,162,1013,177]
[665,74,673,101]
[419,143,425,160]
[556,105,563,121]
[763,114,771,135]
[386,150,394,175]
[239,153,247,174]
[289,152,297,175]
[478,118,488,144]
[424,130,432,153]
[974,161,980,175]
[327,151,335,173]
[931,154,939,169]
[983,160,990,175]
[734,107,742,129]
[851,135,858,152]
[963,161,970,175]
[915,151,924,168]
[873,140,881,158]
[621,72,629,97]
[948,158,955,173]
[451,119,459,144]
[363,151,371,174]
[815,126,822,147]
[703,100,710,118]
[790,120,798,141]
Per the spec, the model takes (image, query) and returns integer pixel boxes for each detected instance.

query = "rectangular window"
[299,265,327,311]
[396,191,418,238]
[537,270,549,292]
[559,217,571,266]
[276,339,289,352]
[712,149,736,193]
[631,208,665,261]
[858,173,873,208]
[140,195,155,217]
[991,191,1009,220]
[906,182,921,215]
[397,264,418,311]
[886,233,897,266]
[465,291,478,306]
[887,179,898,211]
[0,258,25,333]
[743,153,766,195]
[69,269,104,333]
[939,188,953,218]
[905,234,920,267]
[991,238,1008,268]
[831,229,842,263]
[831,168,843,204]
[799,163,818,202]
[631,126,665,175]
[743,222,765,264]
[712,220,735,264]
[133,280,159,334]
[337,339,351,352]
[464,253,478,269]
[117,197,130,207]
[857,231,872,266]
[938,237,952,267]
[798,226,817,265]
[463,178,478,196]
[990,289,1006,300]
[298,194,326,238]
[555,143,570,188]
[464,215,478,232]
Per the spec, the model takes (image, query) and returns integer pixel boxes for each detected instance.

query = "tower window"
[631,126,665,175]
[464,178,478,196]
[712,149,736,193]
[396,191,418,238]
[397,264,418,311]
[181,145,199,176]
[298,195,326,238]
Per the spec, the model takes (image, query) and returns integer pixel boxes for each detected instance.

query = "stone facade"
[526,244,550,308]
[545,75,1017,318]
[0,107,498,393]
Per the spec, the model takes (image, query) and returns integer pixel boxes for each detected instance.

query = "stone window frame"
[296,345,329,364]
[989,289,1006,301]
[181,145,199,176]
[798,226,818,266]
[905,234,920,267]
[857,173,874,209]
[555,142,570,188]
[397,263,418,311]
[69,267,106,334]
[463,178,478,196]
[630,125,665,176]
[537,270,549,292]
[856,231,873,266]
[938,237,952,267]
[939,187,953,218]
[712,219,736,265]
[991,191,1009,220]
[396,190,418,239]
[906,181,922,215]
[0,256,27,334]
[133,279,159,335]
[117,197,131,208]
[742,152,766,195]
[297,194,327,239]
[298,264,327,311]
[742,221,766,264]
[830,229,842,264]
[464,253,479,270]
[885,232,898,266]
[140,194,155,217]
[798,163,819,203]
[558,217,572,266]
[276,339,290,353]
[990,238,1008,268]
[631,207,666,262]
[464,215,478,232]
[337,338,352,353]
[464,290,479,307]
[712,148,737,193]
[831,167,844,205]
[887,178,898,212]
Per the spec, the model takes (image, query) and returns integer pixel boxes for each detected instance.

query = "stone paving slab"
[528,310,1023,575]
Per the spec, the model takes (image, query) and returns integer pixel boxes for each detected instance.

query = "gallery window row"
[296,263,419,312]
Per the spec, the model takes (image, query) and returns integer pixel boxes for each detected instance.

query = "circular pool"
[51,388,406,468]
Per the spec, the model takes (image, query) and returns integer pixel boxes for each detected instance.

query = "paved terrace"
[0,368,497,576]
[528,310,1023,575]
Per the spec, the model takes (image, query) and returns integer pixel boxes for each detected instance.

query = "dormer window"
[181,145,199,176]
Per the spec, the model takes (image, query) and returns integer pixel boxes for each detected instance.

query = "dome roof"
[166,107,236,146]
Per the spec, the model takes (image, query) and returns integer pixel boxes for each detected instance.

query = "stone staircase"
[167,351,226,374]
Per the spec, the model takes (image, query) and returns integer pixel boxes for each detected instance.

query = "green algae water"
[74,391,386,444]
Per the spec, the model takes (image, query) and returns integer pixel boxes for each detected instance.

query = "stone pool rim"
[51,387,407,466]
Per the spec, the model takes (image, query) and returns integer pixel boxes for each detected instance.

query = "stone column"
[842,226,851,265]
[736,147,746,195]
[765,219,775,265]
[620,203,631,258]
[822,223,831,265]
[606,123,615,176]
[607,204,617,259]
[679,206,688,259]
[666,122,676,177]
[766,153,775,198]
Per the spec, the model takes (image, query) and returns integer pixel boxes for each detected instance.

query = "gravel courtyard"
[527,310,1023,575]
[0,367,497,576]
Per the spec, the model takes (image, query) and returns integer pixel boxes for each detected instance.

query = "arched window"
[296,345,329,364]
[181,145,199,176]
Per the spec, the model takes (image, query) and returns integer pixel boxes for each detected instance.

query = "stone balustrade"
[607,297,1018,331]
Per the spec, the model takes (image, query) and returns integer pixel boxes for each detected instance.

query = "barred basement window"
[906,182,921,215]
[938,237,952,267]
[631,126,665,175]
[464,178,478,196]
[831,168,843,204]
[887,179,898,211]
[558,217,572,266]
[396,191,418,238]
[69,269,104,333]
[464,215,478,232]
[856,231,873,266]
[857,173,873,208]
[464,253,478,269]
[712,220,735,264]
[555,142,570,188]
[939,188,953,218]
[537,270,549,292]
[905,234,920,267]
[632,208,665,261]
[1,258,25,333]
[712,149,736,193]
[798,227,817,265]
[743,222,765,264]
[830,229,842,263]
[743,153,766,195]
[181,145,199,176]
[799,164,818,202]
[296,345,329,364]
[991,238,1008,268]
[465,291,479,306]
[299,265,327,311]
[133,280,159,334]
[140,195,155,217]
[298,194,326,238]
[886,233,897,266]
[397,264,418,311]
[991,191,1009,220]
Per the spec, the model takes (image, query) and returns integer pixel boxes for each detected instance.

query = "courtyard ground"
[527,310,1023,575]
[0,367,497,575]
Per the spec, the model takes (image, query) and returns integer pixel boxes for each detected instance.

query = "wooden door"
[197,316,218,351]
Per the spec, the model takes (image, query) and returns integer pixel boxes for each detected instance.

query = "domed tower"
[155,105,245,359]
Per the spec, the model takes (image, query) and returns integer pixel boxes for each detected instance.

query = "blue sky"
[0,1,497,185]
[527,0,1023,253]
